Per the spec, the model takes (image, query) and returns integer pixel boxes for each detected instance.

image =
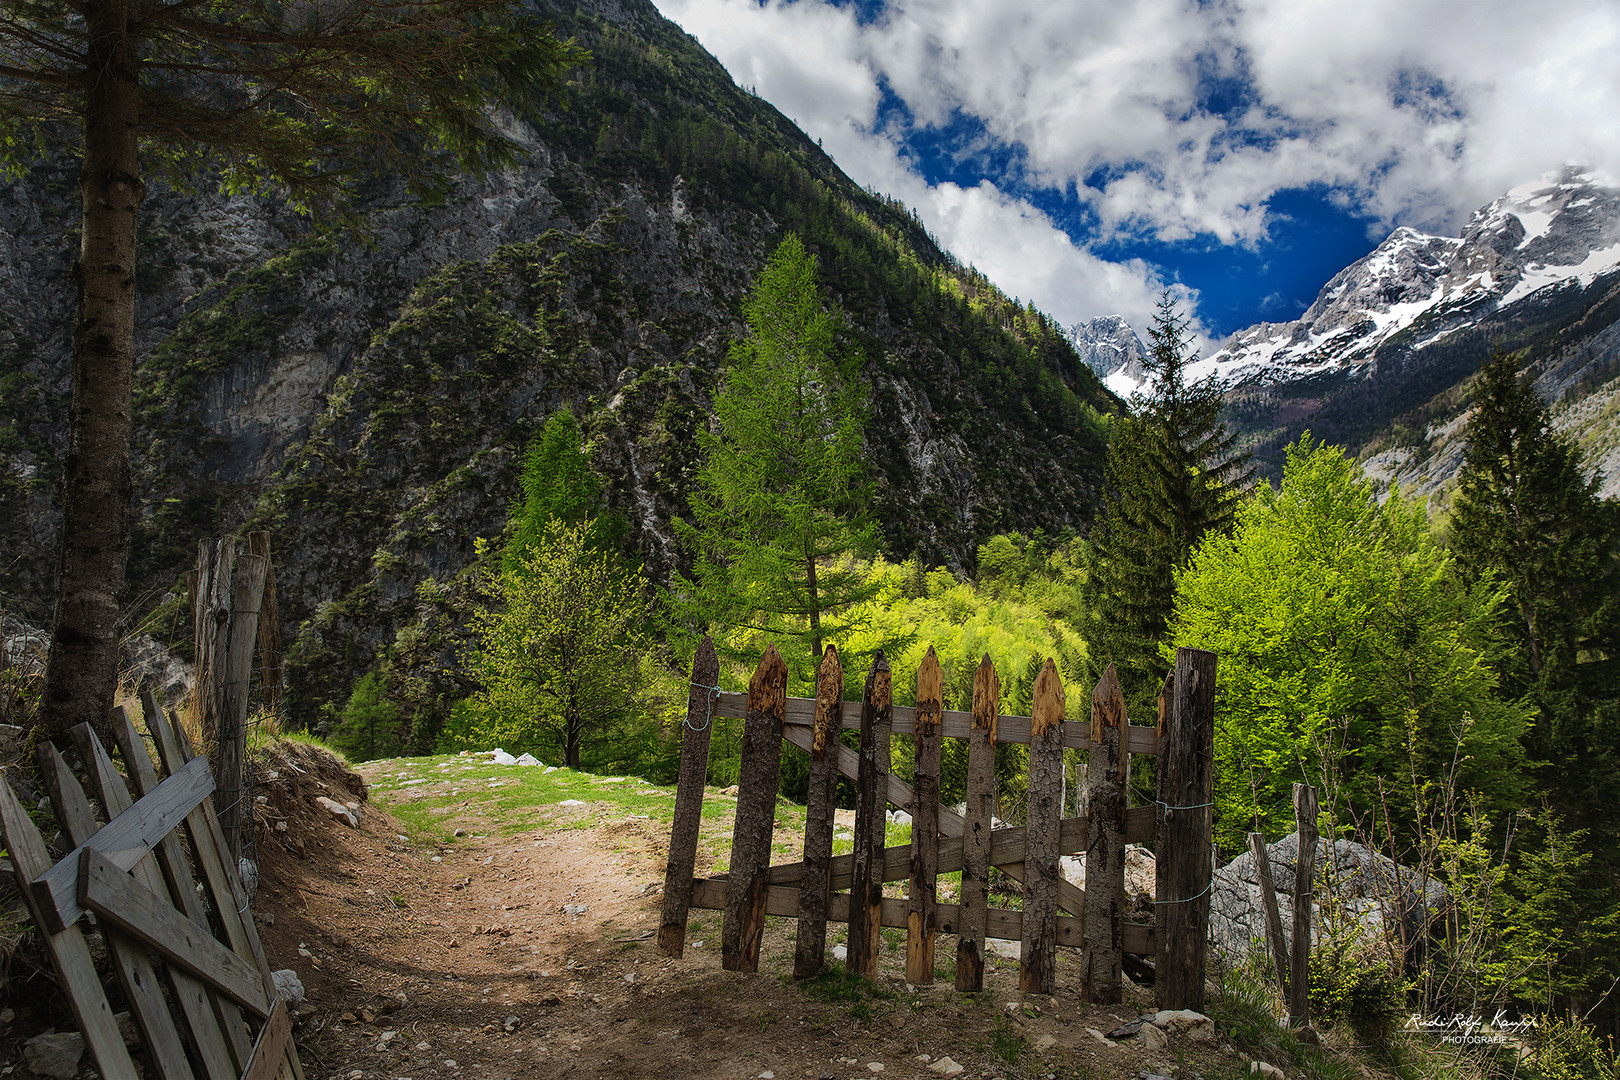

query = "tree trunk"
[806,553,822,661]
[39,0,144,747]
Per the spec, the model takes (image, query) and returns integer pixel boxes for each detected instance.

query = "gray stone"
[272,968,306,1007]
[24,1031,84,1078]
[238,857,259,902]
[315,796,358,828]
[1209,833,1446,960]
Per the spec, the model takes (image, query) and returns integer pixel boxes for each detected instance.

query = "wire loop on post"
[685,682,721,733]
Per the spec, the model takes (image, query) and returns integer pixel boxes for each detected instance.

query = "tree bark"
[39,0,145,747]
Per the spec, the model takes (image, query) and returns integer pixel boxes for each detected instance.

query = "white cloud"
[654,0,1620,337]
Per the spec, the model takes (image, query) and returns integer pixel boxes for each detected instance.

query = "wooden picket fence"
[0,689,302,1080]
[660,638,1217,1009]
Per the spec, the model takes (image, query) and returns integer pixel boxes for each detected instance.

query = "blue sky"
[653,0,1620,349]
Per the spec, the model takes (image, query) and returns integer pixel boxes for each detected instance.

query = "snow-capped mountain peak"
[1197,165,1620,388]
[1065,314,1148,400]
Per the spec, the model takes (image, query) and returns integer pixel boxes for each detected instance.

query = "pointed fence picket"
[659,638,1217,1007]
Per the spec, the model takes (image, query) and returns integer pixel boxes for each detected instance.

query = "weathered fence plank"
[218,549,269,861]
[955,654,998,991]
[1291,783,1319,1026]
[1082,664,1128,1003]
[690,878,1155,954]
[793,644,844,978]
[1251,831,1291,1001]
[1020,659,1065,994]
[37,742,201,1080]
[1156,647,1217,1011]
[849,652,892,977]
[659,637,719,957]
[722,645,788,972]
[906,647,943,985]
[717,691,1159,754]
[29,753,215,933]
[0,778,138,1080]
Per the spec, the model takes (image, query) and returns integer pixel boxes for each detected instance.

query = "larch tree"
[1081,292,1250,709]
[673,233,879,680]
[0,0,585,744]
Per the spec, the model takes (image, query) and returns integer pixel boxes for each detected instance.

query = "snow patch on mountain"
[1200,166,1620,388]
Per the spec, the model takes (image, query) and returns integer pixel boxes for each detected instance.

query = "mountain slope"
[1194,167,1620,489]
[0,0,1119,729]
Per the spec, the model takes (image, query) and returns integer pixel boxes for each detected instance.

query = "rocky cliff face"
[0,0,1116,729]
[1065,315,1148,401]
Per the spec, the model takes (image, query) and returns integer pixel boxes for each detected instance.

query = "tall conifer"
[1082,293,1250,706]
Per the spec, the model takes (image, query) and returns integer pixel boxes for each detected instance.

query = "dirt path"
[251,747,1253,1080]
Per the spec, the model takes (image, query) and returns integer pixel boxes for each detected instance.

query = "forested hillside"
[0,0,1118,730]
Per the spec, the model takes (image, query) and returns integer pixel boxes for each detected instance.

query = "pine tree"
[0,0,584,745]
[673,233,880,679]
[1082,293,1251,706]
[503,409,622,578]
[1449,352,1620,821]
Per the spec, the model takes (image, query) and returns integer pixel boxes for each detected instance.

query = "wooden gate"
[659,639,1217,1009]
[0,689,303,1080]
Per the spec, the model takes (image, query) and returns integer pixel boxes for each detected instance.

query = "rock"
[273,969,306,1006]
[558,799,586,807]
[1033,1034,1056,1050]
[504,1016,522,1032]
[833,808,857,830]
[927,1057,965,1077]
[721,785,740,796]
[453,828,467,837]
[0,723,25,766]
[1140,1023,1168,1050]
[1251,1063,1285,1080]
[344,801,363,825]
[1087,1028,1117,1047]
[238,857,259,902]
[985,937,1021,961]
[516,753,540,766]
[1059,844,1157,897]
[866,1064,884,1073]
[24,1031,84,1079]
[1152,1009,1216,1043]
[1298,1024,1321,1045]
[563,904,588,916]
[492,750,517,766]
[114,1011,139,1047]
[315,795,358,827]
[1210,833,1447,960]
[831,943,847,961]
[886,809,912,827]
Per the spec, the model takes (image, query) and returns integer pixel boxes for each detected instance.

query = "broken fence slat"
[29,753,215,934]
[793,644,844,979]
[721,645,788,973]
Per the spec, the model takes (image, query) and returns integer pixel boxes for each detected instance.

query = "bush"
[1308,939,1404,1043]
[1529,1018,1620,1080]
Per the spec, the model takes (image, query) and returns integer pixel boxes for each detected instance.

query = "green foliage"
[504,408,621,575]
[1527,1017,1620,1080]
[1084,292,1251,711]
[673,234,883,680]
[1307,939,1404,1044]
[326,672,406,763]
[463,521,662,769]
[1171,435,1528,851]
[1449,351,1620,828]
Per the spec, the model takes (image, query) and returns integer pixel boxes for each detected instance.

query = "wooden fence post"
[722,645,788,972]
[955,654,997,992]
[848,651,892,978]
[1250,831,1291,1000]
[218,550,268,861]
[1290,783,1318,1026]
[1019,658,1065,994]
[1082,664,1127,1003]
[793,644,844,978]
[906,647,943,985]
[1155,646,1217,1011]
[659,637,719,957]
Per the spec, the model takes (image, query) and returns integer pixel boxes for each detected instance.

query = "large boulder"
[1209,833,1447,959]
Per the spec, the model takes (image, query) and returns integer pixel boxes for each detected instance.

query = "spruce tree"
[673,234,879,679]
[1449,352,1620,818]
[1082,293,1250,707]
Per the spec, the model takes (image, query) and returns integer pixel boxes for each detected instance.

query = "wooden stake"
[659,637,719,957]
[1291,783,1318,1026]
[906,647,943,985]
[218,549,269,860]
[1020,659,1065,994]
[1155,647,1217,1011]
[794,644,844,978]
[848,651,892,978]
[721,645,788,972]
[1082,664,1128,1003]
[1250,831,1291,1001]
[955,654,997,991]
